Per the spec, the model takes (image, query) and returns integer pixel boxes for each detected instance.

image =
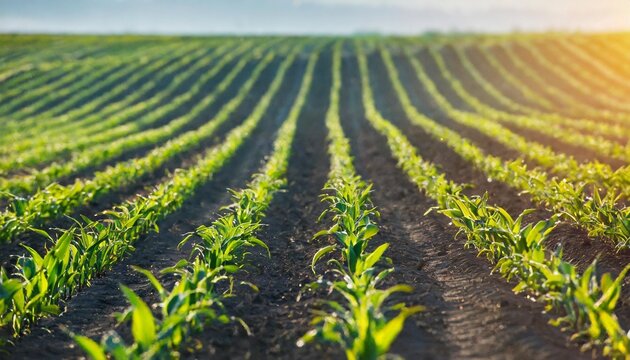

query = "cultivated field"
[0,33,629,359]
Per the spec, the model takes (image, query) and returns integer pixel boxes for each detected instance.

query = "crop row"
[300,43,420,359]
[0,38,177,96]
[0,41,226,157]
[376,43,630,249]
[0,44,300,338]
[0,42,178,122]
[0,46,219,171]
[582,37,630,76]
[414,45,630,196]
[494,40,630,126]
[541,39,630,103]
[0,41,279,243]
[0,43,266,195]
[554,38,630,95]
[356,41,630,358]
[0,40,153,101]
[472,44,630,141]
[74,45,320,359]
[472,37,630,126]
[0,36,161,81]
[0,40,203,138]
[518,41,630,116]
[0,40,282,158]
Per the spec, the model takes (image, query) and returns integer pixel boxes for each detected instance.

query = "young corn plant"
[73,47,321,359]
[424,45,630,190]
[0,47,301,340]
[440,194,630,357]
[0,42,235,160]
[0,42,276,243]
[300,43,421,360]
[74,214,267,360]
[300,272,421,360]
[377,41,630,249]
[356,41,630,358]
[75,262,232,360]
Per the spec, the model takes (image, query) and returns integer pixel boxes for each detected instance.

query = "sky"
[0,0,628,35]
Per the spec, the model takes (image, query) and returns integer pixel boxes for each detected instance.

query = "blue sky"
[1,0,628,34]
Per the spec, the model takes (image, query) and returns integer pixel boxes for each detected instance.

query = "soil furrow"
[35,58,260,180]
[343,52,588,360]
[395,48,630,287]
[12,64,127,116]
[0,51,227,178]
[46,58,261,186]
[509,44,609,111]
[184,50,337,360]
[369,48,630,332]
[4,55,308,360]
[455,45,537,112]
[442,46,622,167]
[483,45,567,112]
[0,58,283,272]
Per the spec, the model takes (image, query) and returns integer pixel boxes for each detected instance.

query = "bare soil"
[1,46,627,360]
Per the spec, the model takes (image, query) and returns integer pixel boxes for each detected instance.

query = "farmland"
[0,33,629,359]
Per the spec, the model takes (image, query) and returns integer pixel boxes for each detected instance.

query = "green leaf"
[239,281,260,293]
[363,224,379,240]
[120,285,156,348]
[224,265,240,273]
[0,279,22,300]
[248,237,270,257]
[12,197,27,217]
[311,245,336,273]
[363,243,389,270]
[74,335,107,360]
[374,306,423,353]
[132,266,165,298]
[313,229,331,239]
[27,227,54,242]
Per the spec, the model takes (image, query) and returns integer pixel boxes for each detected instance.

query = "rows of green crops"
[0,33,629,359]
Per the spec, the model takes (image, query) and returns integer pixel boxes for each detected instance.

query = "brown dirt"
[467,44,628,139]
[0,58,281,273]
[483,45,575,113]
[1,44,628,360]
[371,46,630,344]
[1,47,224,178]
[437,45,625,168]
[391,47,630,298]
[341,52,589,359]
[537,40,630,103]
[16,56,260,177]
[3,55,308,360]
[11,64,127,116]
[508,43,611,112]
[58,58,268,183]
[439,45,528,114]
[183,49,340,360]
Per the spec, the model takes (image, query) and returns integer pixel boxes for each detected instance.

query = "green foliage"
[73,46,320,358]
[356,40,630,358]
[0,45,301,338]
[440,194,630,357]
[0,41,275,242]
[300,276,422,360]
[426,45,630,192]
[1,34,628,359]
[377,41,630,249]
[302,43,420,359]
[0,43,211,171]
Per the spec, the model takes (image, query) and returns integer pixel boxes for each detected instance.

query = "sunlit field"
[1,33,629,359]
